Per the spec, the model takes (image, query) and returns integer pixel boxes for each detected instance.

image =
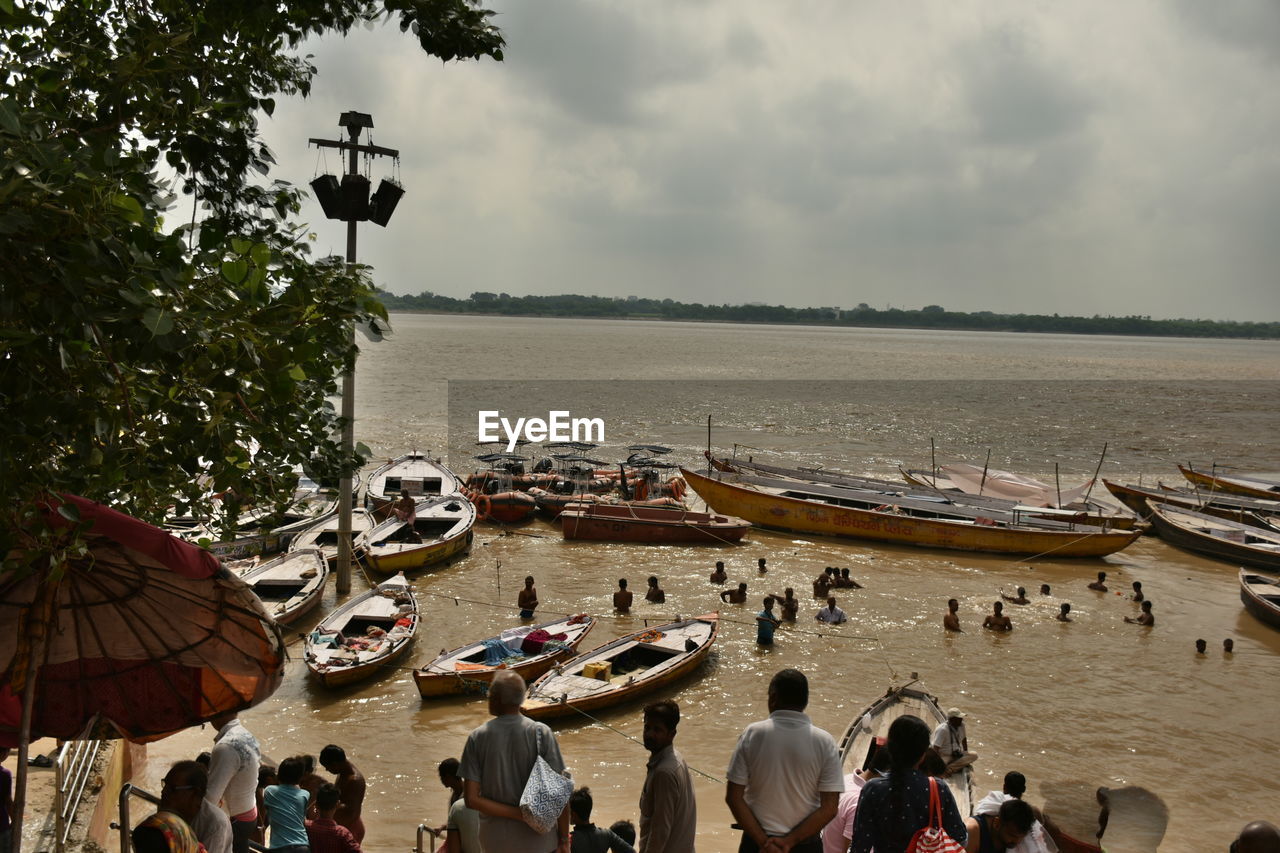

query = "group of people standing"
[442,665,1052,853]
[132,714,366,853]
[444,669,694,853]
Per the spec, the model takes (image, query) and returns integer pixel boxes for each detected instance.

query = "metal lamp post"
[308,111,403,592]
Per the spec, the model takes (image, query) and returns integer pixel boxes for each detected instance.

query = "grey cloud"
[1173,0,1280,64]
[954,26,1093,147]
[496,0,713,126]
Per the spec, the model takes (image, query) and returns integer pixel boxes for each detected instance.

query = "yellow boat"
[1179,464,1280,501]
[359,495,475,574]
[681,467,1140,558]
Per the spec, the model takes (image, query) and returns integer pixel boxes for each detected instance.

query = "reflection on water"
[141,317,1279,852]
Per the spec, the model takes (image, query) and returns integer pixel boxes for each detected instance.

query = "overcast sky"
[258,0,1280,322]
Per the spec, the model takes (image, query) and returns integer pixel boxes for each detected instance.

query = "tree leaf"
[111,193,144,223]
[141,307,174,336]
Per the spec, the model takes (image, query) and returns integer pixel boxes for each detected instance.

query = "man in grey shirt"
[639,700,696,852]
[459,671,569,853]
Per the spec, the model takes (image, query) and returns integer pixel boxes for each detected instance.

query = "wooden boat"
[236,548,328,625]
[288,508,376,565]
[1146,505,1280,571]
[710,454,1134,529]
[168,505,291,561]
[1179,465,1280,501]
[1103,480,1280,528]
[359,495,475,574]
[463,487,538,524]
[521,614,719,721]
[682,468,1141,558]
[413,614,598,698]
[560,501,750,544]
[304,573,418,688]
[838,681,971,815]
[1239,570,1280,629]
[365,452,463,518]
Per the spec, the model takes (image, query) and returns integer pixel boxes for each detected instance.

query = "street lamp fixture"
[308,112,403,593]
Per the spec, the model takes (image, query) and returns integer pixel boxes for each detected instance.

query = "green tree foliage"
[377,291,1280,339]
[0,0,503,570]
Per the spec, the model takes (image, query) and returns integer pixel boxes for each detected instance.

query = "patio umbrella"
[0,494,287,851]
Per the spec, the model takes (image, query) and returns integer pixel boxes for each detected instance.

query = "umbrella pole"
[11,579,56,853]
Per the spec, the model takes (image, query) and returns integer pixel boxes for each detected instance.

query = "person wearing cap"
[929,708,977,777]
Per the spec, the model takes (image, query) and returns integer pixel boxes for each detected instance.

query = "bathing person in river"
[1130,581,1144,602]
[518,577,538,618]
[1124,600,1154,627]
[1056,603,1072,622]
[983,601,1013,632]
[944,598,962,632]
[721,582,748,604]
[645,576,665,604]
[1001,587,1029,605]
[613,579,633,613]
[768,588,799,621]
[816,596,848,625]
[710,561,728,584]
[1088,571,1108,592]
[813,571,831,598]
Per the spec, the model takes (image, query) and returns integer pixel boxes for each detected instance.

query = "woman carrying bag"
[849,715,968,853]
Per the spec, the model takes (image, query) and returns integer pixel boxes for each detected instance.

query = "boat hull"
[1240,570,1280,630]
[413,616,597,698]
[838,682,971,815]
[522,615,719,721]
[1147,506,1280,571]
[682,468,1139,558]
[1180,465,1280,501]
[366,529,473,574]
[305,573,418,688]
[560,504,749,544]
[237,549,329,625]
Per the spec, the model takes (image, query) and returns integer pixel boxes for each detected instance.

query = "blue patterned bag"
[518,755,573,834]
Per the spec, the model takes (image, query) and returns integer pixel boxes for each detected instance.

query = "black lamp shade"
[369,179,405,227]
[341,174,371,221]
[310,174,344,220]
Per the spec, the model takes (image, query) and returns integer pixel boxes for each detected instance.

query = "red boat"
[559,501,750,544]
[462,487,538,524]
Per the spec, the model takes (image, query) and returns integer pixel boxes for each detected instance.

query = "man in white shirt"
[930,708,978,777]
[815,597,847,625]
[205,713,260,853]
[726,669,843,853]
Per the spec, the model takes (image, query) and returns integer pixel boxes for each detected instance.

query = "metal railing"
[415,823,442,853]
[114,784,269,853]
[54,737,105,852]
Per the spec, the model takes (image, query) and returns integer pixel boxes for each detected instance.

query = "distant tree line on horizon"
[375,290,1280,339]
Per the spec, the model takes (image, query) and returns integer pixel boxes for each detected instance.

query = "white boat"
[838,680,972,815]
[304,573,418,688]
[365,452,463,518]
[288,508,376,565]
[522,614,719,721]
[237,549,328,624]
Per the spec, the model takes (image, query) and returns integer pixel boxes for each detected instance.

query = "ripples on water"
[143,317,1279,852]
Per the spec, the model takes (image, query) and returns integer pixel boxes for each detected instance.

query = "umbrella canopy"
[0,494,286,746]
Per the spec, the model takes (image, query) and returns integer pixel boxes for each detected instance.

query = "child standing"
[263,757,310,853]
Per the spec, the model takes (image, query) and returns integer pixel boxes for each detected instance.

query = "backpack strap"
[928,776,943,830]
